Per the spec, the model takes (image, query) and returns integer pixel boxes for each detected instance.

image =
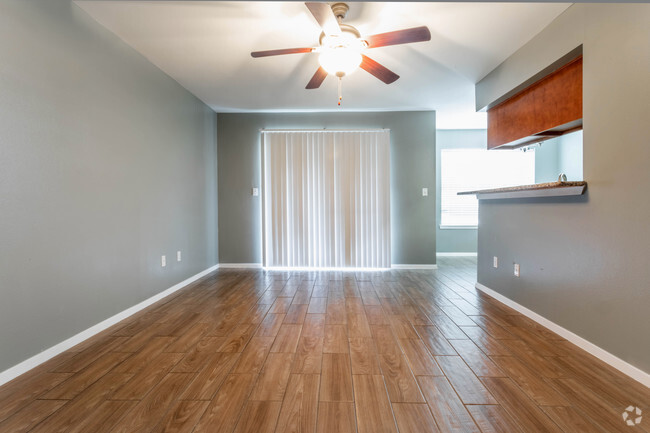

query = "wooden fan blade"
[365,26,431,48]
[360,55,399,84]
[305,2,341,36]
[306,67,328,89]
[251,48,314,58]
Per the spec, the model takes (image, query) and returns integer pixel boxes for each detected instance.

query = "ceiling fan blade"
[251,48,314,58]
[360,55,400,84]
[365,26,431,48]
[305,2,341,36]
[306,67,328,89]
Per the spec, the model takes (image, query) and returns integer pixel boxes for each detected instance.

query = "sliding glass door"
[262,130,390,269]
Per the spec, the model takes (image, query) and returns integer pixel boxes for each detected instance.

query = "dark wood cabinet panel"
[487,56,582,149]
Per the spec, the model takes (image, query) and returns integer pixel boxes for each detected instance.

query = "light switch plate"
[177,251,181,262]
[493,256,498,268]
[514,263,520,277]
[252,187,259,196]
[422,187,428,197]
[161,255,166,267]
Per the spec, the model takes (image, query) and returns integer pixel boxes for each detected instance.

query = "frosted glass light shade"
[318,33,364,77]
[318,48,362,76]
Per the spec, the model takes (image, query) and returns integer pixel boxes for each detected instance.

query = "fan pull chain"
[338,77,342,106]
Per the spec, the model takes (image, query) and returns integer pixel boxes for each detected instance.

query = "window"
[440,149,535,227]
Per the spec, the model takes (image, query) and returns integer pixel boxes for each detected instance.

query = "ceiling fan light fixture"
[251,2,430,91]
[318,47,362,76]
[318,32,364,76]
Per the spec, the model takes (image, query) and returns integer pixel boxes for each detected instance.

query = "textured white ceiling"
[75,1,571,129]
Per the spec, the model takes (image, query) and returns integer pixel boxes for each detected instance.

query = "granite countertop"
[458,181,587,196]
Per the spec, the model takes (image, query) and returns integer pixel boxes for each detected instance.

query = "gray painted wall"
[534,140,560,184]
[217,112,436,266]
[558,131,583,182]
[0,1,217,372]
[476,4,650,372]
[435,130,485,253]
[535,130,583,183]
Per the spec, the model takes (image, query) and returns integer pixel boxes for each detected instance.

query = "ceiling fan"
[251,2,431,103]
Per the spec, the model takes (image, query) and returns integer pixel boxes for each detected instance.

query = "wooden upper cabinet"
[487,56,582,149]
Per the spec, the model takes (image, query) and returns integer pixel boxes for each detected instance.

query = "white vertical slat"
[378,130,391,268]
[261,133,268,267]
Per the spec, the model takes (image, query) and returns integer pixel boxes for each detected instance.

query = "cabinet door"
[534,57,582,133]
[488,87,536,149]
[487,56,582,149]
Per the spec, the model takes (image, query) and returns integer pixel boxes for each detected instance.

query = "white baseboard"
[0,264,220,387]
[437,253,478,257]
[475,282,650,388]
[392,264,438,270]
[218,263,263,269]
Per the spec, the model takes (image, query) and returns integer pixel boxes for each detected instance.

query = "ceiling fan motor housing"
[330,2,349,20]
[318,24,362,46]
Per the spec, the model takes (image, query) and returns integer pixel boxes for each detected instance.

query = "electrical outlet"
[514,263,520,277]
[493,256,498,268]
[177,251,182,262]
[161,255,167,267]
[252,187,259,196]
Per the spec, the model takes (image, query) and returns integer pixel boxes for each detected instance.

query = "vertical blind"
[262,130,390,268]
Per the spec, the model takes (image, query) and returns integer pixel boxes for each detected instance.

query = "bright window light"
[440,149,535,227]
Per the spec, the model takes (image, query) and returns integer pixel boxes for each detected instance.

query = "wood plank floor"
[1,256,649,432]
